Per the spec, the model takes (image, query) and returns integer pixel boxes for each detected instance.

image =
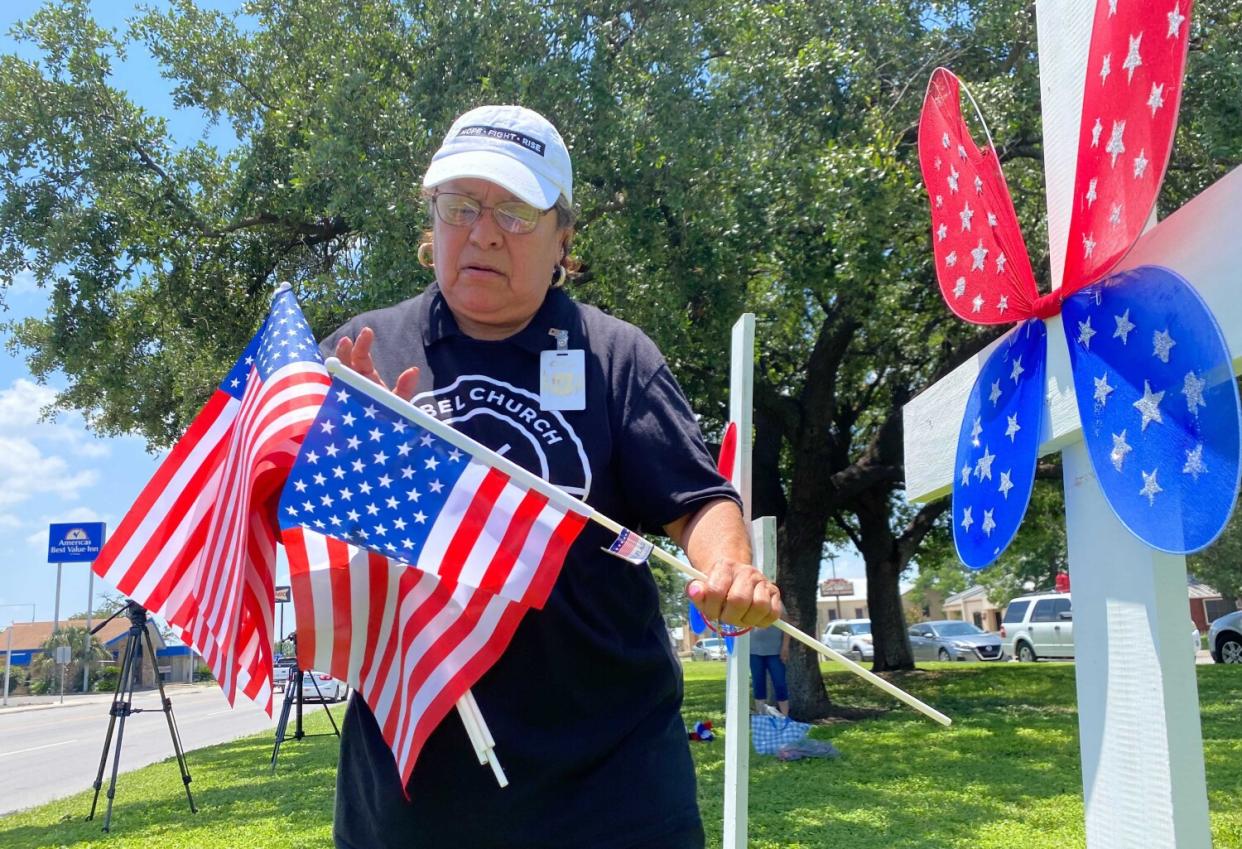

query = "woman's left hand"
[687,558,782,628]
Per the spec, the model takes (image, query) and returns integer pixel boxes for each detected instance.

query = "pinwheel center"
[1031,291,1064,320]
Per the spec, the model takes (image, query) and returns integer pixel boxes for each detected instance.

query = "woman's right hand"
[334,326,420,401]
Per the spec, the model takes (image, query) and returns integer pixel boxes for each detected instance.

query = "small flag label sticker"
[604,528,653,564]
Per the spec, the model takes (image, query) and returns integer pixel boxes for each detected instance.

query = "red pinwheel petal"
[1062,0,1194,294]
[918,68,1040,324]
[716,421,737,480]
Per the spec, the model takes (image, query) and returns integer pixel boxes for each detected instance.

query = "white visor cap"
[422,105,572,210]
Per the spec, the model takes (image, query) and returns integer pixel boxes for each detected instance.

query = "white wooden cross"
[904,2,1239,846]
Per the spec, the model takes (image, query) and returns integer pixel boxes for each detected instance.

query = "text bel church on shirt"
[414,383,565,446]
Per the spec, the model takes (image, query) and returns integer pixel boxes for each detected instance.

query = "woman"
[324,104,781,849]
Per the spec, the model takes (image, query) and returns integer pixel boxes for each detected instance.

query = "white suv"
[1001,592,1073,661]
[821,619,874,661]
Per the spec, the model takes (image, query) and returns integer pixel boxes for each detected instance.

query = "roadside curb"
[0,683,205,715]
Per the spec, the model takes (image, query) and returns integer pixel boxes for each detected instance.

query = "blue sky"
[0,1,869,632]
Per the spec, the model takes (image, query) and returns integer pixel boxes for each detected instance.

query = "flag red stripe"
[524,509,589,609]
[437,468,511,586]
[93,391,233,577]
[285,528,318,668]
[401,595,528,786]
[476,488,547,598]
[357,552,391,691]
[386,579,458,745]
[327,535,353,681]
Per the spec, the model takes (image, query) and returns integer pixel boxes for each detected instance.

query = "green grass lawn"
[1,663,1238,848]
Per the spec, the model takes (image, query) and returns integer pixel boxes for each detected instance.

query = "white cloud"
[6,268,37,294]
[0,379,107,508]
[0,378,57,429]
[0,436,99,506]
[24,506,107,550]
[0,378,112,458]
[0,513,23,530]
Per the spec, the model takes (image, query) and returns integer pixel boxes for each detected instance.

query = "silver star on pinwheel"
[1114,308,1136,343]
[1005,413,1021,442]
[981,509,996,537]
[1123,33,1144,83]
[974,444,996,482]
[961,505,974,531]
[1010,355,1025,384]
[1111,429,1132,472]
[998,470,1014,499]
[970,415,983,445]
[1182,370,1207,416]
[1094,373,1115,405]
[1140,467,1163,506]
[1183,443,1207,481]
[1078,316,1097,349]
[1153,329,1177,363]
[971,240,988,271]
[989,379,1002,406]
[961,463,972,486]
[1133,380,1165,431]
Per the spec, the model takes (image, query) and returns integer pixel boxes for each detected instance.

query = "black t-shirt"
[321,283,737,849]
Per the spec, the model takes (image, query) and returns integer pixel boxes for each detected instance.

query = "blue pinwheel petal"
[688,603,707,635]
[1063,266,1242,553]
[953,319,1047,569]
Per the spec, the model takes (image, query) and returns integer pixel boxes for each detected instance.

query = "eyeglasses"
[431,192,549,235]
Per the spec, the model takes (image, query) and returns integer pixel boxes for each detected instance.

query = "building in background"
[0,618,196,688]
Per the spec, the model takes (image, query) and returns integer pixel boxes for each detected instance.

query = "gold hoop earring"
[417,242,434,268]
[551,265,567,288]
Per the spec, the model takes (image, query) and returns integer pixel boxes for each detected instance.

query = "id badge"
[539,349,586,411]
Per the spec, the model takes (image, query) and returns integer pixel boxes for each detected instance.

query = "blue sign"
[47,522,107,563]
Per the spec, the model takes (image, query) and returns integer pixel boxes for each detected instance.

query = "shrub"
[93,665,121,692]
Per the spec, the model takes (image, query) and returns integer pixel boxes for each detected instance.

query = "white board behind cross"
[903,2,1231,846]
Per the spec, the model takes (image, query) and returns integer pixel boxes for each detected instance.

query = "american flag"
[92,287,329,713]
[281,525,526,785]
[278,375,590,608]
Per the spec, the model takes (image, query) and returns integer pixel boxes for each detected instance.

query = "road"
[0,685,277,816]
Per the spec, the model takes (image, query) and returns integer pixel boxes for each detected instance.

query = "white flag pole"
[723,314,755,849]
[324,359,951,727]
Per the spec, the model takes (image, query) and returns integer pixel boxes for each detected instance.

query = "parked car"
[821,619,873,661]
[691,638,728,661]
[300,669,349,702]
[1208,610,1242,664]
[273,657,298,693]
[1001,592,1074,661]
[1003,591,1201,662]
[908,620,1005,662]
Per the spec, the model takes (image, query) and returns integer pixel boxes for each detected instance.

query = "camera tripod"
[270,636,340,771]
[87,602,195,832]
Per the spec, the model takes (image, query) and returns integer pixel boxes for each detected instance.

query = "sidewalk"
[0,682,205,715]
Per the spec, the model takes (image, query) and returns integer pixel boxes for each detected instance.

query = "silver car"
[1209,610,1242,664]
[821,619,874,661]
[691,637,728,661]
[909,620,1005,662]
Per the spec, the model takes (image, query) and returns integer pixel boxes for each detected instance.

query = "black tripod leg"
[143,627,196,813]
[87,629,136,821]
[101,629,141,832]
[270,666,297,772]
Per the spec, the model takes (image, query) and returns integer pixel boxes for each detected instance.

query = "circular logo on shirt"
[411,375,591,498]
